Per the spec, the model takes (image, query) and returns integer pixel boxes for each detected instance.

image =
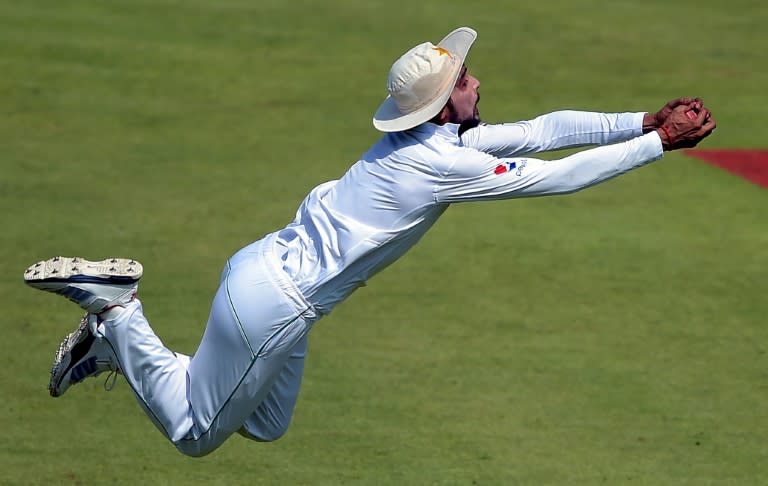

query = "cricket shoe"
[49,313,119,397]
[24,256,142,314]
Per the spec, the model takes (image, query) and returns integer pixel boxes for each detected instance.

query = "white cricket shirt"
[273,111,663,314]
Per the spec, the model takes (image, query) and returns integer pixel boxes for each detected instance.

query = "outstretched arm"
[436,105,716,202]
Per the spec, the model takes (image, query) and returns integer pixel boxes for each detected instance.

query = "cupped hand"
[657,104,716,150]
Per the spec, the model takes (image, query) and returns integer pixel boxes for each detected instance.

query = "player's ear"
[430,103,451,125]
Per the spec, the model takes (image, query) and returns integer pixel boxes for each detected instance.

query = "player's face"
[446,66,481,131]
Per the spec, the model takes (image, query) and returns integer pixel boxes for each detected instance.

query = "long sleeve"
[461,111,646,157]
[434,130,663,203]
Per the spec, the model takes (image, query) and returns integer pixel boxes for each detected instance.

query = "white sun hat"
[373,27,477,132]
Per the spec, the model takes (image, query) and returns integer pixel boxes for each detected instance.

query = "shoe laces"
[94,349,120,392]
[103,370,118,392]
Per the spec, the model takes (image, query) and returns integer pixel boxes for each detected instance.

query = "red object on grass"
[684,149,768,188]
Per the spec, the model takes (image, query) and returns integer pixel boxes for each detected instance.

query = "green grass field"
[2,1,767,484]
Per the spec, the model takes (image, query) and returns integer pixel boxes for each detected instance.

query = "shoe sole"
[49,314,92,397]
[24,257,143,289]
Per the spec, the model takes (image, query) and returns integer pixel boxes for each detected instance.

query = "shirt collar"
[410,122,461,139]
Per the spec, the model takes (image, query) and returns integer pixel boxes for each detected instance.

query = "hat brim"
[373,27,477,133]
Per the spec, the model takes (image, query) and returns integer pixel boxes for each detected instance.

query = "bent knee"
[173,420,291,455]
[174,438,223,458]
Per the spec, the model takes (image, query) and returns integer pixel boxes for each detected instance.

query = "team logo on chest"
[494,159,527,176]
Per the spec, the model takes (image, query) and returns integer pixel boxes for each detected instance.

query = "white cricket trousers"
[97,237,319,457]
